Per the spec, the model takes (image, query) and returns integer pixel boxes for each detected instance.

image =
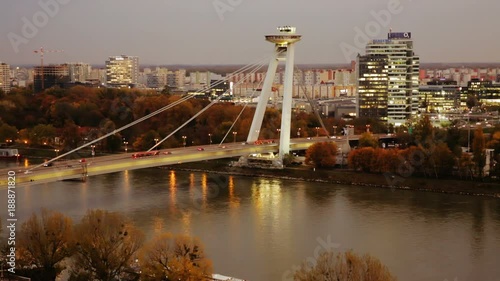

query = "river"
[1,162,499,281]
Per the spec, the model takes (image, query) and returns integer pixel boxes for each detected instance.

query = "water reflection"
[0,168,498,281]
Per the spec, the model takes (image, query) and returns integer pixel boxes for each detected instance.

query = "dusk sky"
[1,0,499,66]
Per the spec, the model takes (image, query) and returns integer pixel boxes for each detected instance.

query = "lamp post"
[54,149,59,157]
[276,128,281,138]
[297,128,301,138]
[91,145,95,157]
[366,124,371,133]
[124,141,128,153]
[315,127,320,137]
[154,138,159,150]
[182,136,187,148]
[208,133,212,145]
[467,112,471,152]
[232,132,238,143]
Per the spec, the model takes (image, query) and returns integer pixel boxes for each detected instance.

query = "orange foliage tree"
[305,142,338,168]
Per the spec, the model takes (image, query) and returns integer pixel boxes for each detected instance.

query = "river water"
[1,162,500,281]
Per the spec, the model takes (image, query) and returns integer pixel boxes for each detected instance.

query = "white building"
[66,62,91,82]
[105,55,139,88]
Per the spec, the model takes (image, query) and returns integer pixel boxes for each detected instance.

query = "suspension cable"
[148,58,269,151]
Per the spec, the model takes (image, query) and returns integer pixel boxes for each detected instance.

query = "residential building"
[66,62,91,82]
[0,62,10,93]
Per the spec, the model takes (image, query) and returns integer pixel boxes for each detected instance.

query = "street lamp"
[467,112,471,152]
[124,141,128,153]
[182,136,187,147]
[276,128,281,138]
[232,131,238,143]
[315,127,320,137]
[366,124,371,133]
[333,125,337,136]
[54,149,59,157]
[91,145,95,157]
[208,133,212,145]
[297,128,301,138]
[154,138,159,150]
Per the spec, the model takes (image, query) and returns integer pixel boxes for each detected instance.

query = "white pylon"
[246,26,302,166]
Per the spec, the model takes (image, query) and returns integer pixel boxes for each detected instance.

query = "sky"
[1,0,499,66]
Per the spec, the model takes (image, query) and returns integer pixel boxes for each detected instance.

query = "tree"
[293,250,397,281]
[358,132,378,148]
[305,142,338,168]
[140,233,213,281]
[348,147,375,173]
[0,123,18,143]
[412,115,434,148]
[17,209,74,281]
[472,127,486,177]
[32,124,57,145]
[427,143,455,178]
[486,131,500,156]
[71,209,145,281]
[133,130,161,151]
[61,120,81,149]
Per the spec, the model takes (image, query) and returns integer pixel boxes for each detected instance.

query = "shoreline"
[165,160,500,199]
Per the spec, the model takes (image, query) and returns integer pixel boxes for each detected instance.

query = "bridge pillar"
[244,26,301,168]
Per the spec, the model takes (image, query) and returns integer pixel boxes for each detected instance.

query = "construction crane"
[33,47,64,91]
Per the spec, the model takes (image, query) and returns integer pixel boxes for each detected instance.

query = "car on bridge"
[197,147,205,151]
[132,151,160,158]
[162,151,172,155]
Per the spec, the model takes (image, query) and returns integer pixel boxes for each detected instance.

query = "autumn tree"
[0,123,18,143]
[17,209,74,281]
[61,120,81,149]
[486,131,500,156]
[293,250,397,281]
[70,209,145,281]
[358,132,379,148]
[305,142,338,168]
[472,127,486,177]
[426,143,455,178]
[412,115,434,148]
[140,233,213,281]
[133,130,161,151]
[348,147,375,173]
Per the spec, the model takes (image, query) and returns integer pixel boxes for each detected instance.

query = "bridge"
[0,26,398,187]
[0,135,396,187]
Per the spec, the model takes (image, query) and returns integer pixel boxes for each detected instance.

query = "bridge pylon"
[244,26,302,168]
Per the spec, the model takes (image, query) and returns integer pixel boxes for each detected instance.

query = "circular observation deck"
[265,35,302,45]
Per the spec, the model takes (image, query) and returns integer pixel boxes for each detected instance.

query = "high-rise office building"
[0,62,10,93]
[356,54,389,121]
[105,55,139,88]
[34,64,70,92]
[357,32,420,126]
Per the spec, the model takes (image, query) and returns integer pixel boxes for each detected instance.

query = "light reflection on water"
[0,167,499,281]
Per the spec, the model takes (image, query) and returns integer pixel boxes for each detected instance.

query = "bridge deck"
[0,135,392,187]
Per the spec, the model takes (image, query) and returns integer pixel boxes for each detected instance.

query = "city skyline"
[1,0,499,66]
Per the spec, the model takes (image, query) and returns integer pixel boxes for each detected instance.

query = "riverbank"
[167,159,500,199]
